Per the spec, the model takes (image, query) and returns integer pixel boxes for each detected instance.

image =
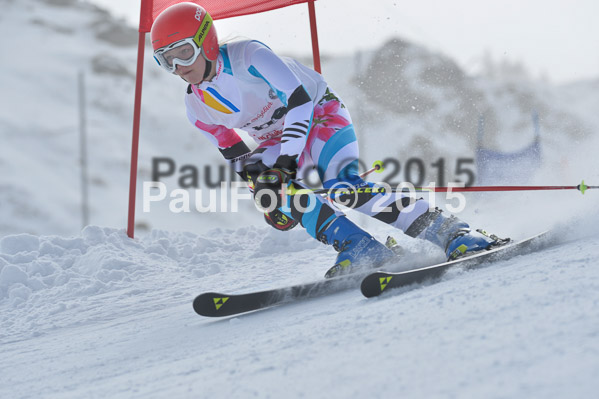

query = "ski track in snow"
[1,227,599,398]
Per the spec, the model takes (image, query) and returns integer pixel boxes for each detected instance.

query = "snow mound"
[0,225,325,341]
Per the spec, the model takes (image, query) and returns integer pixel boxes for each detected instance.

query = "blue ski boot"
[318,216,396,278]
[405,208,509,261]
[445,228,510,260]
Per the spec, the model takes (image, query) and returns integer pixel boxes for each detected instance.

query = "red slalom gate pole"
[307,0,321,73]
[127,31,146,239]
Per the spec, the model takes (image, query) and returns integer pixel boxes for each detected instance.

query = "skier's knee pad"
[393,198,433,232]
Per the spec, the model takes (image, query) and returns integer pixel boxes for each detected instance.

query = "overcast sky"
[93,0,598,84]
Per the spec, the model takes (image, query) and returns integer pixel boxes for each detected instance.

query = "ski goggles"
[154,38,202,73]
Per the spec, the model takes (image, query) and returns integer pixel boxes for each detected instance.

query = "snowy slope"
[1,224,599,398]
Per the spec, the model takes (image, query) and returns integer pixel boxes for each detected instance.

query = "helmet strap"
[203,60,213,80]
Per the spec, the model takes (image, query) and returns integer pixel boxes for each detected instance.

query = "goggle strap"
[193,13,213,49]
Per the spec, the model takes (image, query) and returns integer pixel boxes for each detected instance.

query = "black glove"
[264,209,299,231]
[254,168,295,211]
[253,156,297,211]
[272,154,298,177]
[242,161,269,189]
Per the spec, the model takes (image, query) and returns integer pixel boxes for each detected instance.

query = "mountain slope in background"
[1,0,598,238]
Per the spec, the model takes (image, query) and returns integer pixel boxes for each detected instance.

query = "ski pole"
[411,182,596,194]
[359,160,384,178]
[321,161,384,204]
[291,180,596,196]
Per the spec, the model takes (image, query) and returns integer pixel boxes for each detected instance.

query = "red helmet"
[150,2,219,62]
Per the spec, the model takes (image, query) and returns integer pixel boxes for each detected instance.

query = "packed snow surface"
[1,225,598,398]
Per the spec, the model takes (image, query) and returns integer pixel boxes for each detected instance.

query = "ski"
[194,272,368,317]
[194,231,552,316]
[360,231,552,298]
[194,235,408,317]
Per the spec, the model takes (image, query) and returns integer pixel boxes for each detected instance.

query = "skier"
[150,3,504,277]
